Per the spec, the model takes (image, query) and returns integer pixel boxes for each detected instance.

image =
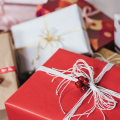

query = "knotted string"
[16,16,86,70]
[37,59,120,120]
[0,0,18,31]
[94,53,120,65]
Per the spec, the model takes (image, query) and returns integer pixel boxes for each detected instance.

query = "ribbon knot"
[89,82,98,91]
[37,59,120,120]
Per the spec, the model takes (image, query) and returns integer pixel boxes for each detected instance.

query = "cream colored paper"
[0,33,19,111]
[11,4,93,73]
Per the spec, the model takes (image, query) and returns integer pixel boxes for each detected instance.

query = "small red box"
[5,49,120,120]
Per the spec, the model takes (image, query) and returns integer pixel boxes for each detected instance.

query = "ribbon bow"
[0,0,18,31]
[94,53,120,65]
[82,6,100,25]
[38,59,120,120]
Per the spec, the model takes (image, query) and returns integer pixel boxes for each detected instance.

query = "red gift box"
[36,0,114,51]
[5,49,120,120]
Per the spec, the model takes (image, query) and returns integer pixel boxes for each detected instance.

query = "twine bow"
[0,0,18,31]
[17,16,86,70]
[94,53,120,65]
[38,59,120,120]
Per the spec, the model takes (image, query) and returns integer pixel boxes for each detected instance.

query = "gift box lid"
[5,0,48,5]
[5,49,120,120]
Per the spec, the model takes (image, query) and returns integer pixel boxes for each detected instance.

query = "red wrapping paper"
[5,49,120,120]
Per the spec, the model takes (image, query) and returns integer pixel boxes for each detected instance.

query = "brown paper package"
[93,48,120,66]
[0,33,19,119]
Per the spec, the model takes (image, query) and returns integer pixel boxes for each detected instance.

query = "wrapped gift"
[86,0,120,19]
[11,4,93,74]
[93,48,120,66]
[0,2,37,31]
[114,14,120,53]
[36,0,114,51]
[5,0,48,5]
[5,48,120,120]
[0,33,19,120]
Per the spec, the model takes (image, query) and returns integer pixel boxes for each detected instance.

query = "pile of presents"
[1,0,120,120]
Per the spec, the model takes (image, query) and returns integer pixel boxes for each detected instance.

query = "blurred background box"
[4,0,48,5]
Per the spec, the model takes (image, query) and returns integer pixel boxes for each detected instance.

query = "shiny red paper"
[5,49,120,120]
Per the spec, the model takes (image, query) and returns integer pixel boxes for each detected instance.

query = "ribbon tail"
[63,88,92,120]
[49,42,53,54]
[98,86,120,99]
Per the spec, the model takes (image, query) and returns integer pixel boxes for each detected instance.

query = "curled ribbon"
[82,6,100,25]
[0,0,18,31]
[16,16,86,70]
[37,59,120,120]
[94,53,120,65]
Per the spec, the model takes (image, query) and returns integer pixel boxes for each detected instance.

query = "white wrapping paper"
[86,0,120,20]
[5,0,48,5]
[11,4,93,73]
[114,14,120,53]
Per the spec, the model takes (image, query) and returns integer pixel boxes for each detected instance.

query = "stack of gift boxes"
[1,0,120,120]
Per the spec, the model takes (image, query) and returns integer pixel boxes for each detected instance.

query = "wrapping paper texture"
[93,48,120,66]
[0,109,8,120]
[12,4,93,73]
[0,33,19,110]
[5,49,120,120]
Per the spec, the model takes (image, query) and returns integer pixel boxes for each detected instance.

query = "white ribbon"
[37,59,120,120]
[94,53,120,65]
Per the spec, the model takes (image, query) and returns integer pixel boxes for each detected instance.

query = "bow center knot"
[89,82,98,92]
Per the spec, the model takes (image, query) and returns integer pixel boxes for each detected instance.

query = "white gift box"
[114,14,120,53]
[11,4,93,73]
[86,0,120,20]
[5,0,48,5]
